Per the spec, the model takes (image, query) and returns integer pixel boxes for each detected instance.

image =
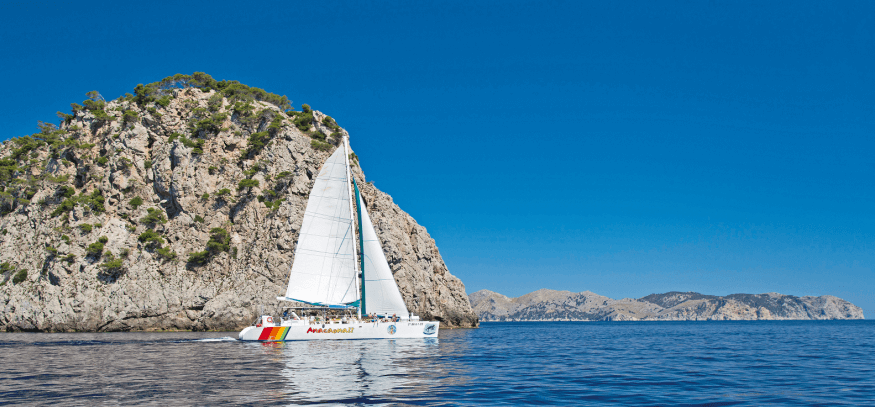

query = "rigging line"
[335,223,353,257]
[339,273,358,302]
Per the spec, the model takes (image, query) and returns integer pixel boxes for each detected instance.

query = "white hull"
[239,320,439,341]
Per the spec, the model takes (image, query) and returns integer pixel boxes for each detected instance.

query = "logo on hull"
[306,327,354,334]
[387,325,397,335]
[423,324,437,335]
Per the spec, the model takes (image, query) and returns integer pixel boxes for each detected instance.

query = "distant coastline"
[469,289,864,321]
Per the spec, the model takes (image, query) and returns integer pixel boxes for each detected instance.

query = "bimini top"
[275,296,359,309]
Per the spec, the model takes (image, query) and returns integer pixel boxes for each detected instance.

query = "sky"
[1,1,873,314]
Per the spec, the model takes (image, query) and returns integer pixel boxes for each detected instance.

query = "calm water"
[1,321,874,406]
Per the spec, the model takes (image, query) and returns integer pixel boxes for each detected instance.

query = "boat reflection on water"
[244,332,474,404]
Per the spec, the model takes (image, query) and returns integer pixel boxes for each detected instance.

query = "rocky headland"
[0,73,478,332]
[470,289,864,321]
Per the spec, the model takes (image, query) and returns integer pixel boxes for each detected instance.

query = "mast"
[343,137,362,319]
[353,178,366,316]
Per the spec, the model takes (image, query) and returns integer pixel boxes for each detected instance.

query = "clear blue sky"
[1,1,873,314]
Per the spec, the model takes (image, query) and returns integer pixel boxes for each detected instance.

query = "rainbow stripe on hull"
[256,326,290,341]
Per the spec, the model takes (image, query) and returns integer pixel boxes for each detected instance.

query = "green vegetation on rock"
[187,227,231,266]
[138,230,164,248]
[51,190,105,217]
[86,241,104,257]
[130,72,290,110]
[12,269,27,284]
[237,179,259,190]
[311,140,332,151]
[139,208,167,226]
[155,247,177,261]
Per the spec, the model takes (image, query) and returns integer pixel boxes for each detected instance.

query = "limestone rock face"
[470,289,864,321]
[0,88,478,332]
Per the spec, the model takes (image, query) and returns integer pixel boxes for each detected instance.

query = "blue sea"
[1,321,873,406]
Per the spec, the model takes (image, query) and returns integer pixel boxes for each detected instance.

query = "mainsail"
[283,145,359,306]
[357,189,409,316]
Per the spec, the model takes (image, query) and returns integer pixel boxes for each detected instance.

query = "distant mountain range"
[469,289,864,321]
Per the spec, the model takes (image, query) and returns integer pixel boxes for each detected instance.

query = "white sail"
[358,193,409,316]
[284,146,358,306]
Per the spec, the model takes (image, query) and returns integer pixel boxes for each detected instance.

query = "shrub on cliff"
[237,179,259,190]
[91,109,114,124]
[293,112,313,131]
[191,112,227,136]
[122,110,138,127]
[98,254,125,281]
[186,227,231,266]
[0,159,19,182]
[187,250,210,265]
[57,111,74,124]
[59,186,75,198]
[139,208,167,226]
[207,228,230,253]
[156,95,172,108]
[101,256,123,271]
[12,269,27,284]
[51,190,104,217]
[263,198,284,210]
[232,101,254,118]
[207,93,224,112]
[155,247,177,261]
[242,131,269,158]
[180,136,206,154]
[138,230,164,248]
[82,91,105,111]
[133,83,156,105]
[311,140,332,151]
[86,241,104,257]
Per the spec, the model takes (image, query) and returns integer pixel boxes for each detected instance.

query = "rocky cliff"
[470,289,864,321]
[0,73,478,331]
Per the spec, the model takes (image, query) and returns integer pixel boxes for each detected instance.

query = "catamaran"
[239,137,439,341]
